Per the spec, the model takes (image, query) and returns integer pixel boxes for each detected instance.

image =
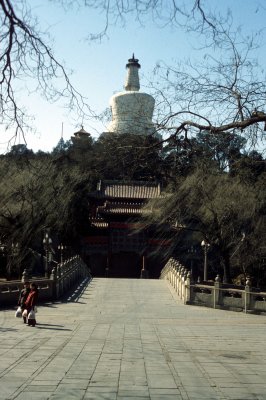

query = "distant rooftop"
[95,180,161,199]
[73,126,90,138]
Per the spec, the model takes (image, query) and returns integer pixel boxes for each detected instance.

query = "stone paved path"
[1,278,266,400]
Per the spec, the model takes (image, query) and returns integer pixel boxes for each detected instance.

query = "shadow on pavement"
[37,323,65,327]
[0,327,18,332]
[36,324,72,331]
[60,277,92,303]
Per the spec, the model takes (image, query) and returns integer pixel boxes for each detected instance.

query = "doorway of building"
[110,252,141,278]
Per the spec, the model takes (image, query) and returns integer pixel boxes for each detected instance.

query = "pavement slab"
[1,278,266,399]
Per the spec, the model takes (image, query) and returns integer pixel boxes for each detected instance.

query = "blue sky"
[1,0,266,153]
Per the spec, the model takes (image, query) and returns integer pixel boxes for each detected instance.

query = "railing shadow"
[59,276,92,303]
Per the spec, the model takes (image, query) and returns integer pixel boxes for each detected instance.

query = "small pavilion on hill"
[83,180,173,278]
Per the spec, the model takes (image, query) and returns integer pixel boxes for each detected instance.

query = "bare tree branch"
[0,0,95,143]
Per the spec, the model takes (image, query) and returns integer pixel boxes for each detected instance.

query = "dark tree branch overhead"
[0,0,94,143]
[157,112,266,137]
[150,18,266,146]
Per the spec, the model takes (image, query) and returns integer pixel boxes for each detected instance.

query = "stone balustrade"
[0,255,91,306]
[160,257,266,314]
[160,258,191,304]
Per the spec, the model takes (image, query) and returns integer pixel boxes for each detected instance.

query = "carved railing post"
[182,269,187,301]
[180,267,185,298]
[56,263,62,299]
[169,260,173,285]
[21,268,29,283]
[213,274,221,309]
[175,266,179,291]
[174,260,178,291]
[185,271,191,303]
[50,264,57,299]
[50,264,57,281]
[244,276,251,313]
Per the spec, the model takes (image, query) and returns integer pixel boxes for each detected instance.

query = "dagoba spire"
[125,54,140,91]
[107,55,155,135]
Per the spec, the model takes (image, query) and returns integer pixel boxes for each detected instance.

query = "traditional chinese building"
[83,180,173,278]
[71,126,91,145]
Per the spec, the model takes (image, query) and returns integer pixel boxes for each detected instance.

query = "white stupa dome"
[107,55,155,135]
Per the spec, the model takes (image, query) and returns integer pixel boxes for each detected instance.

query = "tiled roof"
[73,127,90,137]
[90,218,108,229]
[96,180,161,199]
[98,202,145,215]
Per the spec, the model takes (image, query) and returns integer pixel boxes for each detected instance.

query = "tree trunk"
[221,251,232,283]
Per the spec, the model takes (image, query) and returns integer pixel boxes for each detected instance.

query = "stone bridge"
[0,278,266,400]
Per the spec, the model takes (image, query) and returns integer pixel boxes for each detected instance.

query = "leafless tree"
[149,19,266,149]
[0,0,94,144]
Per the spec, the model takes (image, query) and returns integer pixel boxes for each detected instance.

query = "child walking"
[24,282,39,327]
[17,281,31,323]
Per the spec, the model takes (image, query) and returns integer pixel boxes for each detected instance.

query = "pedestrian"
[24,282,39,327]
[17,281,31,323]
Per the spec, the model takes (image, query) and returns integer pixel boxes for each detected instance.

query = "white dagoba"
[107,55,155,135]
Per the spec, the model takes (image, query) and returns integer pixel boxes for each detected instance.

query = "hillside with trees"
[0,132,264,286]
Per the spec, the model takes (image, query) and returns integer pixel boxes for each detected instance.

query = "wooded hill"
[0,131,265,285]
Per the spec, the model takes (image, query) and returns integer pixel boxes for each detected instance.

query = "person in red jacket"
[24,282,39,327]
[17,281,31,323]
